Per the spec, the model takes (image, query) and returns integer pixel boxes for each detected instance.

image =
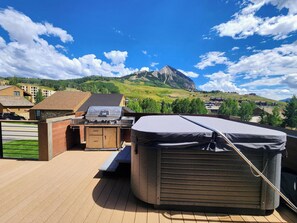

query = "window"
[35,110,41,120]
[14,91,20,96]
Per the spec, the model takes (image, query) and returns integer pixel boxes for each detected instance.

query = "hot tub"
[131,115,286,213]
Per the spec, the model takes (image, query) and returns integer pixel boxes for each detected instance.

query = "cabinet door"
[87,136,103,148]
[88,127,103,136]
[103,128,117,148]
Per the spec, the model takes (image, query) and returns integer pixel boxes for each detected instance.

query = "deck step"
[99,146,131,172]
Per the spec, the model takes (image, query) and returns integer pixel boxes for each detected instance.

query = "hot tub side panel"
[261,152,282,210]
[158,148,264,209]
[131,142,158,205]
[131,143,282,211]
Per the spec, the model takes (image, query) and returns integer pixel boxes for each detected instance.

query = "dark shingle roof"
[31,91,91,111]
[77,94,124,112]
[0,96,34,107]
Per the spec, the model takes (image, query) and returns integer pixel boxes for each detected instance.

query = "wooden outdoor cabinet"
[86,126,120,149]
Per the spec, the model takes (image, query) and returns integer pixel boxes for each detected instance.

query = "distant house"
[0,85,33,102]
[76,94,126,113]
[250,106,284,123]
[30,92,127,120]
[29,91,91,120]
[0,96,34,119]
[20,84,55,103]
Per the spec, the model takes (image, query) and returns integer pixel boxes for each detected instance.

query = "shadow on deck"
[92,164,297,223]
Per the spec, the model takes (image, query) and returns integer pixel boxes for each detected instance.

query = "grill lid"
[85,106,123,122]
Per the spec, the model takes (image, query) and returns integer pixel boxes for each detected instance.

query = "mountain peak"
[159,65,175,74]
[124,65,196,90]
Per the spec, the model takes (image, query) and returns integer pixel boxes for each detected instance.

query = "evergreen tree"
[8,76,18,86]
[283,95,297,128]
[269,106,283,127]
[260,109,268,125]
[35,89,45,104]
[218,99,239,116]
[260,107,283,127]
[171,98,191,114]
[160,100,172,114]
[127,100,142,113]
[140,98,160,113]
[238,101,255,122]
[189,98,207,114]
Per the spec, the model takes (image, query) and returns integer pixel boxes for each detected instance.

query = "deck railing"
[0,120,39,160]
[0,113,296,172]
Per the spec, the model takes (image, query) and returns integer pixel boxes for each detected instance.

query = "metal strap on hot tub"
[180,115,297,213]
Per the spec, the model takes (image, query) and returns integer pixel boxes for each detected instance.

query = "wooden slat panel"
[160,148,263,209]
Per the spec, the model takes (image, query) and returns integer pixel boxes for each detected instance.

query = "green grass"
[3,140,39,160]
[105,80,284,105]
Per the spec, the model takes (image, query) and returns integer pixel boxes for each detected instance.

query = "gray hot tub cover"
[131,115,286,152]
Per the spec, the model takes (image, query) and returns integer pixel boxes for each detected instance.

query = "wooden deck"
[0,151,296,223]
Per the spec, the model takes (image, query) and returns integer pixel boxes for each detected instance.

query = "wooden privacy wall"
[52,120,72,157]
[38,115,79,161]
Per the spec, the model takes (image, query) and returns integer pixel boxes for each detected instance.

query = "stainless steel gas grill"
[71,106,134,150]
[85,106,123,124]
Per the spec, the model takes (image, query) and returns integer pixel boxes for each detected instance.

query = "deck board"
[121,190,137,223]
[194,212,208,223]
[0,151,296,223]
[109,178,130,223]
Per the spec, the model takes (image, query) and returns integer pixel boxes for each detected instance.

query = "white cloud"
[0,8,138,79]
[232,46,240,51]
[198,42,297,99]
[142,50,147,55]
[213,0,297,40]
[202,35,212,40]
[195,51,232,70]
[246,87,297,100]
[240,76,283,88]
[270,0,297,14]
[0,7,73,45]
[150,62,159,67]
[0,36,5,48]
[246,46,254,50]
[140,67,149,72]
[228,41,297,78]
[199,71,245,93]
[103,50,128,65]
[44,22,73,43]
[178,69,199,78]
[282,73,297,88]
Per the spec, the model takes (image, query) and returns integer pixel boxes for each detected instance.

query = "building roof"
[77,94,124,112]
[0,85,12,91]
[31,91,91,111]
[0,96,34,107]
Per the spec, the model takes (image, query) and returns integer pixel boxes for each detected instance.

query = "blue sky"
[0,0,297,100]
